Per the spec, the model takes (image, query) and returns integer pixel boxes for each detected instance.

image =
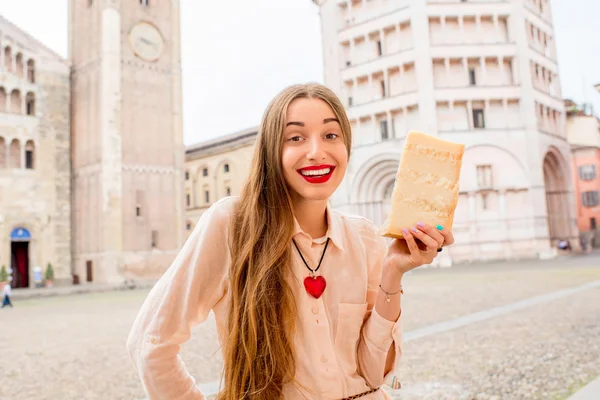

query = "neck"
[291,196,328,239]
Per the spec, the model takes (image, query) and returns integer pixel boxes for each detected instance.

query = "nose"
[306,136,326,161]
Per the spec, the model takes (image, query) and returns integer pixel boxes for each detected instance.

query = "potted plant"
[45,263,55,288]
[0,265,7,291]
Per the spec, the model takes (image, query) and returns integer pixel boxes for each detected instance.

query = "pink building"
[567,100,600,249]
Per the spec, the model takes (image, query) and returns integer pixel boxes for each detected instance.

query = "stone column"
[480,57,487,85]
[467,100,473,129]
[21,91,26,115]
[493,14,500,42]
[399,63,404,93]
[440,16,446,44]
[444,58,450,86]
[20,141,25,169]
[0,33,4,73]
[383,68,389,97]
[379,29,386,56]
[502,98,509,128]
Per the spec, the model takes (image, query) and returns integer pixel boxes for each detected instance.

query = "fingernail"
[436,225,444,231]
[410,227,418,233]
[402,228,409,235]
[417,222,425,227]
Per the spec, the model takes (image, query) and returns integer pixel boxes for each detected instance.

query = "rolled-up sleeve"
[126,198,233,400]
[356,226,403,389]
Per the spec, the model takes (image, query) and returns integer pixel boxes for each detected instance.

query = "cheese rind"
[379,131,465,239]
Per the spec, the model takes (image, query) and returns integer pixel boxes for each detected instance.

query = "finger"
[402,229,422,262]
[409,226,439,250]
[433,224,455,246]
[415,223,444,247]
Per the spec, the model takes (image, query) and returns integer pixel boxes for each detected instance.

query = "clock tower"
[69,0,184,283]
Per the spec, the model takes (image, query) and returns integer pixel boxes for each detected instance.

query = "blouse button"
[312,307,319,314]
[321,355,328,363]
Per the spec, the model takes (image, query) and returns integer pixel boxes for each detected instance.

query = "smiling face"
[281,97,349,205]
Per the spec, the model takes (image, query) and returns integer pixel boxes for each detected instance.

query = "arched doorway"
[10,227,31,288]
[543,150,570,246]
[352,154,399,227]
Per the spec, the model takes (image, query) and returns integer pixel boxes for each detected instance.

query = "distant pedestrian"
[558,239,571,252]
[1,283,12,308]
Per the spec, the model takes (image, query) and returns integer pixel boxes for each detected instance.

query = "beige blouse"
[127,196,403,400]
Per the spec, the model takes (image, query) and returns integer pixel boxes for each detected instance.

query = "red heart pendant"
[304,276,326,299]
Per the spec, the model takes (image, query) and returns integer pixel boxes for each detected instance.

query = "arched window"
[26,92,35,116]
[9,139,20,168]
[25,140,35,169]
[27,60,35,83]
[0,137,5,168]
[0,87,6,112]
[4,47,12,72]
[10,89,21,114]
[15,53,24,78]
[224,163,230,173]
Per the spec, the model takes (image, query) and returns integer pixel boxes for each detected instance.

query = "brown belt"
[341,387,379,400]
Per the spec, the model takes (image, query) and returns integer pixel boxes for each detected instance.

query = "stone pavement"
[1,253,599,400]
[10,279,157,300]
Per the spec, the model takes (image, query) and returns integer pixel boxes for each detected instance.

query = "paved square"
[1,253,599,400]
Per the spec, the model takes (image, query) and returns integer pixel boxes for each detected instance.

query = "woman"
[127,83,454,399]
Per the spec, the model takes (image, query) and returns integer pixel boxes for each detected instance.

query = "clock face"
[129,22,165,62]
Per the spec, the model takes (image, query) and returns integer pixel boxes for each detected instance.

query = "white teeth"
[300,168,331,177]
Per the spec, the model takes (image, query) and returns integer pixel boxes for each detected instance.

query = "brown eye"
[325,133,339,140]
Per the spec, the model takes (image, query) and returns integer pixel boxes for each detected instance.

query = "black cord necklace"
[292,237,330,299]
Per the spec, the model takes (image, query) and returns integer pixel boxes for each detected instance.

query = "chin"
[296,189,333,202]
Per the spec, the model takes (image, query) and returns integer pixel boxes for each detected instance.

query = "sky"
[1,0,598,146]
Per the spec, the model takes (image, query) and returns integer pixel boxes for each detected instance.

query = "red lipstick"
[297,165,335,184]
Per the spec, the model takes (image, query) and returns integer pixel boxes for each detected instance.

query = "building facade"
[0,16,72,288]
[0,17,71,288]
[70,0,185,284]
[566,100,600,249]
[0,0,184,288]
[313,0,579,262]
[184,127,257,236]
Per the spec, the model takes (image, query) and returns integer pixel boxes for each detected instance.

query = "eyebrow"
[285,118,340,127]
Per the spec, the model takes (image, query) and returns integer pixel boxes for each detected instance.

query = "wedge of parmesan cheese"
[379,131,465,239]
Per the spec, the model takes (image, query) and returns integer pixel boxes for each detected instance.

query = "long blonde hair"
[219,83,352,399]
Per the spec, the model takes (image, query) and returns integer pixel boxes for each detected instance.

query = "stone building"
[0,16,71,288]
[70,0,185,284]
[184,127,257,236]
[312,0,579,261]
[0,0,184,288]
